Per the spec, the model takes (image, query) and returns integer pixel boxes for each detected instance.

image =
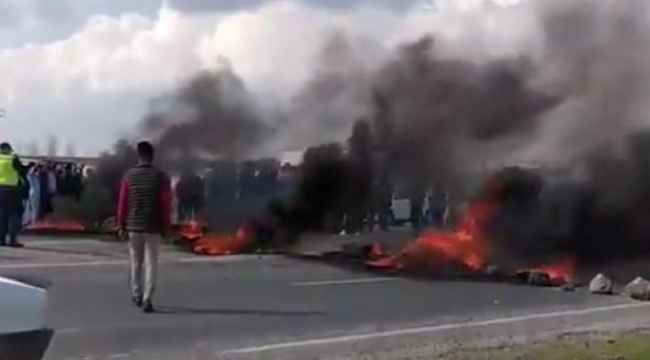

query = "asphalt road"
[2,238,649,360]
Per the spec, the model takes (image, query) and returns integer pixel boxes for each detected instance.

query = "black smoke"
[249,134,376,248]
[63,0,650,271]
[61,69,272,227]
[249,37,558,247]
[470,0,650,268]
[55,140,135,227]
[486,132,650,268]
[369,36,558,193]
[262,143,349,241]
[276,0,650,272]
[141,69,273,167]
[69,31,557,240]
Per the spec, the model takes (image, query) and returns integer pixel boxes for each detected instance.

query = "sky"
[0,0,533,156]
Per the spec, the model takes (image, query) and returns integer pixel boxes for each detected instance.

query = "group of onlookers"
[21,160,86,226]
[172,160,294,231]
[0,141,88,247]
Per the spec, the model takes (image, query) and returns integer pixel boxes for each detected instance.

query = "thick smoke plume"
[370,36,557,192]
[509,0,650,165]
[68,0,650,270]
[251,32,558,247]
[270,0,650,268]
[69,69,272,226]
[141,69,273,167]
[483,0,650,268]
[57,140,136,227]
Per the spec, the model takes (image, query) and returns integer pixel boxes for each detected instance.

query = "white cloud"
[0,0,540,155]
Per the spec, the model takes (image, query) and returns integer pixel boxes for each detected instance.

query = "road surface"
[2,238,649,360]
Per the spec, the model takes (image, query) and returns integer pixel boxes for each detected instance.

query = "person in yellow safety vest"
[0,142,27,247]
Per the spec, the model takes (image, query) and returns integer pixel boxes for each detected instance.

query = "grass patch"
[452,331,650,359]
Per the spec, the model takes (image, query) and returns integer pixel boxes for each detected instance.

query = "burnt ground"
[19,227,650,289]
[4,233,650,360]
[291,229,414,256]
[291,230,650,291]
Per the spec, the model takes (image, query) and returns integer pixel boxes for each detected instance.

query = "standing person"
[116,141,171,313]
[346,119,373,234]
[408,181,426,234]
[23,163,40,227]
[0,143,26,247]
[374,176,392,231]
[37,162,53,219]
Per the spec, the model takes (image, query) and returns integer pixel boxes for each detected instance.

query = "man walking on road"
[117,141,171,313]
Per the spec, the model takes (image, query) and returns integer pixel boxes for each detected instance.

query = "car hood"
[0,276,49,334]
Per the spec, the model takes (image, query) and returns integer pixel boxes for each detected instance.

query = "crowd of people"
[0,142,89,246]
[0,137,448,312]
[22,161,86,226]
[171,154,450,237]
[0,131,450,249]
[304,120,453,236]
[173,160,296,231]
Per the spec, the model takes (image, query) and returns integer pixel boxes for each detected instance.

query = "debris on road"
[560,282,577,292]
[589,273,614,295]
[516,270,553,287]
[623,277,650,301]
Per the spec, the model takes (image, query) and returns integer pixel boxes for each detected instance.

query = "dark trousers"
[0,186,21,245]
[178,197,202,222]
[372,199,391,231]
[410,199,424,233]
[177,202,193,222]
[344,204,369,234]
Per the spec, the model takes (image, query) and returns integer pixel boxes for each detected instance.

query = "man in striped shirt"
[117,141,171,313]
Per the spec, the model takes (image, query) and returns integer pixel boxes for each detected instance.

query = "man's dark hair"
[136,141,155,162]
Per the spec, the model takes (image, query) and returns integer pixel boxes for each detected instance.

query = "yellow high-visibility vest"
[0,154,19,186]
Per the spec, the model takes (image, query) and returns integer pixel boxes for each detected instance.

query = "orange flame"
[193,230,252,255]
[173,220,252,256]
[528,257,576,284]
[369,200,498,271]
[175,220,204,240]
[26,219,85,231]
[368,243,386,261]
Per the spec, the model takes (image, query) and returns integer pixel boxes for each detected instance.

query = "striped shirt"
[116,164,171,233]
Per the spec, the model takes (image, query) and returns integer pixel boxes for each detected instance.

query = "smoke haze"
[481,0,650,266]
[86,0,650,177]
[71,0,650,267]
[509,0,650,165]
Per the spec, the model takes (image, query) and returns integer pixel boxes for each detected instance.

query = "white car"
[390,195,412,224]
[0,276,53,360]
[390,189,429,225]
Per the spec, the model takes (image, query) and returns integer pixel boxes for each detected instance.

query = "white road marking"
[292,277,398,287]
[221,302,650,355]
[58,327,83,334]
[106,353,131,359]
[0,260,126,269]
[0,255,274,269]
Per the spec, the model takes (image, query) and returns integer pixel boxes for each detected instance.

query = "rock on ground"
[589,273,614,295]
[623,277,650,301]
